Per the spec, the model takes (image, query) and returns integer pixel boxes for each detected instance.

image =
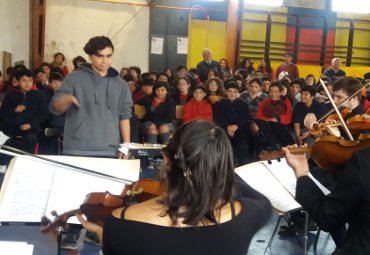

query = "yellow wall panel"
[188,19,227,69]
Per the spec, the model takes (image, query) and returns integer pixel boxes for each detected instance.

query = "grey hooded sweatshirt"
[50,63,132,156]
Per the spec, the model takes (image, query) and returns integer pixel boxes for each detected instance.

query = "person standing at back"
[196,48,223,82]
[49,36,132,157]
[275,52,299,80]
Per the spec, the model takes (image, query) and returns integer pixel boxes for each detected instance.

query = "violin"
[310,114,370,136]
[259,134,370,172]
[40,179,163,233]
[309,108,351,136]
[347,114,370,134]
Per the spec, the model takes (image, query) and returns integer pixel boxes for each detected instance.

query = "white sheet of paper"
[177,37,188,54]
[0,242,33,255]
[151,37,163,55]
[0,131,10,145]
[0,156,140,223]
[235,160,301,213]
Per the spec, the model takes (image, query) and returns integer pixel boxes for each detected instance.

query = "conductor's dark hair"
[160,120,236,226]
[83,36,114,55]
[333,76,363,101]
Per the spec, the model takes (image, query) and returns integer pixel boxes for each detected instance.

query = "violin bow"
[0,145,133,184]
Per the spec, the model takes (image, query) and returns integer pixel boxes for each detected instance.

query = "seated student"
[214,81,251,166]
[157,72,169,83]
[239,78,268,119]
[182,85,213,123]
[34,67,53,103]
[256,81,292,125]
[77,120,272,255]
[170,77,192,105]
[0,69,48,153]
[137,81,176,144]
[204,77,225,105]
[128,66,141,83]
[132,77,155,103]
[292,86,324,146]
[305,74,316,87]
[261,76,272,94]
[289,78,303,103]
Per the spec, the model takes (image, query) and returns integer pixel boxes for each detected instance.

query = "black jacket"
[296,147,370,255]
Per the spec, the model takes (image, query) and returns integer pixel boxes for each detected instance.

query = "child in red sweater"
[182,85,213,123]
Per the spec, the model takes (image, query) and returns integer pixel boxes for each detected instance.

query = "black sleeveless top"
[102,177,271,255]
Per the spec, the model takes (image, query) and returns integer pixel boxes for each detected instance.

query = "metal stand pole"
[302,210,309,255]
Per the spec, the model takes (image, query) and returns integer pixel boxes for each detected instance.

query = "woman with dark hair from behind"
[77,120,271,255]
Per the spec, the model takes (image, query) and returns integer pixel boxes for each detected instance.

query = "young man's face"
[284,54,292,64]
[177,68,187,78]
[249,82,261,95]
[333,89,348,106]
[90,47,113,76]
[19,76,33,93]
[301,91,313,105]
[155,87,168,100]
[193,88,206,101]
[226,88,239,101]
[141,85,153,96]
[54,54,64,65]
[269,86,281,101]
[262,80,271,92]
[290,84,301,96]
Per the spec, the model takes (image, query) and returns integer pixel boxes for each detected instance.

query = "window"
[244,0,283,7]
[332,0,370,14]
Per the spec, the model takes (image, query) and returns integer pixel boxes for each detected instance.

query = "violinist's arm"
[75,214,103,242]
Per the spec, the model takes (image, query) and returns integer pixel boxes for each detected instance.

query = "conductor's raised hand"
[282,144,309,178]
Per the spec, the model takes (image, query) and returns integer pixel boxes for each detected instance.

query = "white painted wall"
[0,0,30,70]
[45,0,149,72]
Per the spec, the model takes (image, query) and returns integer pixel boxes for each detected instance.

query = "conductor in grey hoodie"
[50,36,132,157]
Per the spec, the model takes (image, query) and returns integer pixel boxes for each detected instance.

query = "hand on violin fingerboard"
[282,146,309,178]
[75,213,103,243]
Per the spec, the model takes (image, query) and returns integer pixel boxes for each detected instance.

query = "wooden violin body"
[41,179,163,233]
[259,134,370,172]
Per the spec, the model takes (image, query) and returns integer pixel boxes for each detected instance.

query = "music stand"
[254,119,295,151]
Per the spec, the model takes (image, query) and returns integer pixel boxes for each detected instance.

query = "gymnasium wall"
[0,1,30,69]
[44,0,149,72]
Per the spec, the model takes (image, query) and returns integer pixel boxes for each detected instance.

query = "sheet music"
[0,156,140,223]
[235,160,301,213]
[0,241,33,255]
[0,158,56,222]
[261,158,298,197]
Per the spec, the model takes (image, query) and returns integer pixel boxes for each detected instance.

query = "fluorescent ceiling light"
[244,0,283,7]
[332,0,370,14]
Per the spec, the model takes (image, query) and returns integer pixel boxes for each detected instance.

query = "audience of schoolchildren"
[0,51,368,169]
